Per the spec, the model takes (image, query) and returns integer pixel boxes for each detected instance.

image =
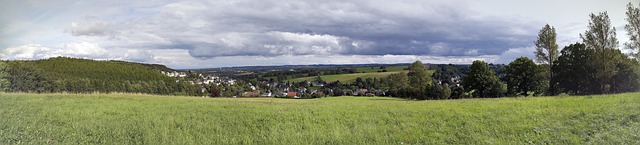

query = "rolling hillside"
[4,57,200,95]
[21,57,173,82]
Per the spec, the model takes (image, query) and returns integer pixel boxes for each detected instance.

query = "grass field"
[286,69,434,83]
[1,93,640,144]
[355,66,407,73]
[287,71,406,83]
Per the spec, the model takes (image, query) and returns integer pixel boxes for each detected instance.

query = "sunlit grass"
[1,93,639,144]
[355,66,407,73]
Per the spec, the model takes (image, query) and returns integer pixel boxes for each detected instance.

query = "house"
[244,92,259,97]
[203,79,216,85]
[375,89,386,96]
[314,91,325,96]
[311,82,325,87]
[451,75,462,84]
[177,72,187,77]
[297,88,307,93]
[287,92,298,98]
[227,79,236,85]
[352,89,369,96]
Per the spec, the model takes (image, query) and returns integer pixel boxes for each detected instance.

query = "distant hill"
[5,57,201,95]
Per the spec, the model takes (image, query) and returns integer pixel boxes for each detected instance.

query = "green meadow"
[287,71,405,83]
[355,65,407,73]
[286,69,433,83]
[1,93,639,144]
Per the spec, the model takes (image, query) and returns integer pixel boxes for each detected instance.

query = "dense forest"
[0,57,203,96]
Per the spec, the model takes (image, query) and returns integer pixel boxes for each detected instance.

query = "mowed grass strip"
[1,93,640,144]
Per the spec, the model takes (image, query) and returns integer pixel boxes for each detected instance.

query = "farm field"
[286,69,433,83]
[286,71,404,83]
[1,93,640,144]
[355,65,407,73]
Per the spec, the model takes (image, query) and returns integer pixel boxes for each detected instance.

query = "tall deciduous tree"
[407,61,431,99]
[505,57,543,96]
[553,43,598,95]
[534,24,559,94]
[580,11,619,94]
[612,56,640,93]
[582,12,619,50]
[442,84,451,99]
[462,60,501,98]
[385,73,409,98]
[554,42,640,95]
[626,2,640,60]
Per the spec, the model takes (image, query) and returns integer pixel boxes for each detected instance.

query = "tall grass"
[1,93,639,144]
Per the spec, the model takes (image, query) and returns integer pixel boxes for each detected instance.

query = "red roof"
[287,92,297,97]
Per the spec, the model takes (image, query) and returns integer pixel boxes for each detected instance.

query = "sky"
[0,0,633,69]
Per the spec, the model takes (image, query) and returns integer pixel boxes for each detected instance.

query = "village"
[160,70,401,98]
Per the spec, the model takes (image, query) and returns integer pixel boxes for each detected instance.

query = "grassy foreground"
[1,93,639,144]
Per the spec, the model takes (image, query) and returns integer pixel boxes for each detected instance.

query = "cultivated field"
[1,93,639,144]
[355,66,407,73]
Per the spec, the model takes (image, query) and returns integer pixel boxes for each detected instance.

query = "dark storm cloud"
[62,0,538,58]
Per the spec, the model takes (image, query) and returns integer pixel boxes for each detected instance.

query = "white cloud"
[0,42,164,63]
[496,46,536,64]
[1,42,109,60]
[65,20,117,38]
[123,49,155,62]
[1,44,51,59]
[60,42,109,57]
[465,49,480,56]
[185,31,351,58]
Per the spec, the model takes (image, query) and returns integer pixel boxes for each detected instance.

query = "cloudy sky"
[0,0,632,69]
